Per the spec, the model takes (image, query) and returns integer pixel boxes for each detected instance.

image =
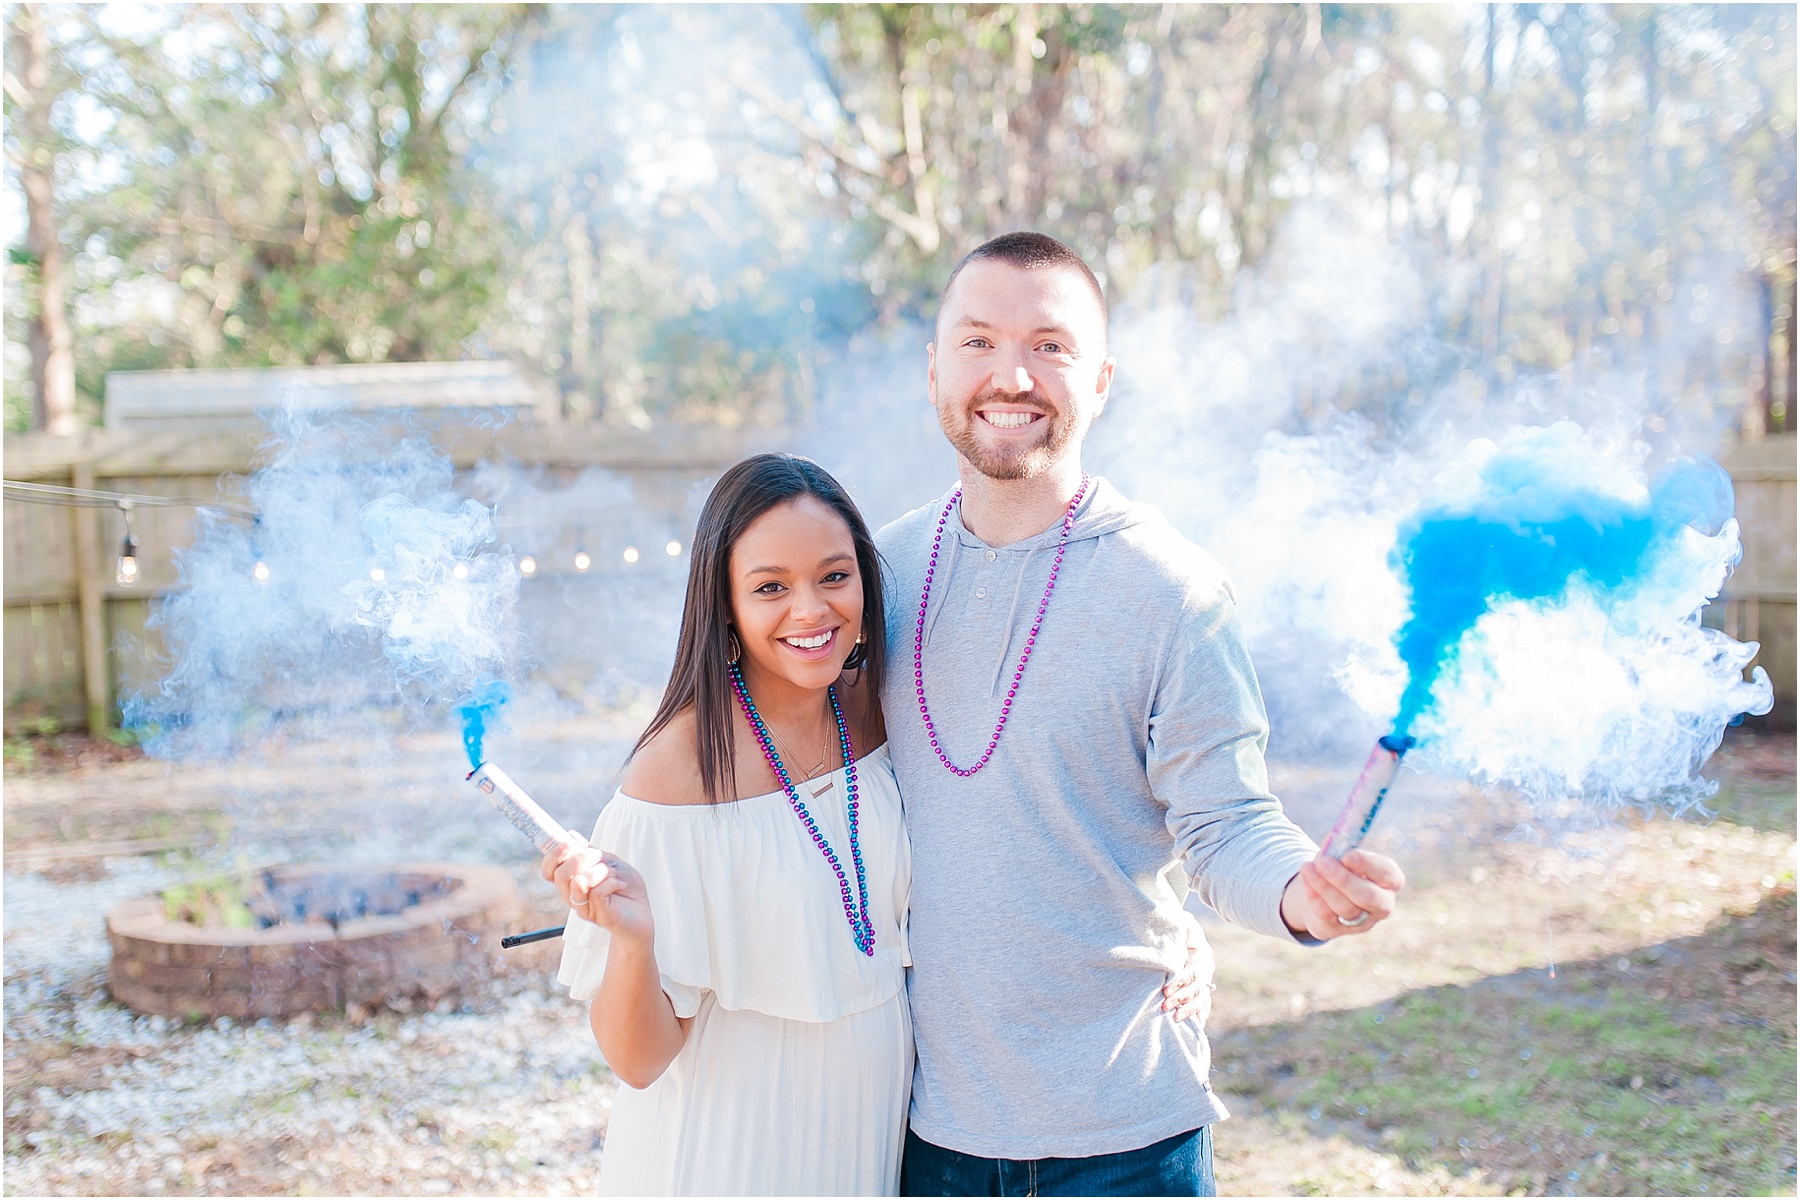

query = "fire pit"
[106,862,520,1020]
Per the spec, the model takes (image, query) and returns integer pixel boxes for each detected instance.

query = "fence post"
[70,447,111,734]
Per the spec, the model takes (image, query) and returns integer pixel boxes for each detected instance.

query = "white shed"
[104,360,558,432]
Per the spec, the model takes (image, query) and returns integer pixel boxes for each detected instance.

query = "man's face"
[929,260,1115,482]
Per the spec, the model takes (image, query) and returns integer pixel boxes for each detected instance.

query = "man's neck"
[956,459,1088,547]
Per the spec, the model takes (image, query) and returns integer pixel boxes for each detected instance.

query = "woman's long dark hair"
[632,453,886,804]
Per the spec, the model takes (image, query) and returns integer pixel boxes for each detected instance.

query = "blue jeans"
[900,1125,1215,1197]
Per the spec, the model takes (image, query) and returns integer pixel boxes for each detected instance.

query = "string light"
[665,540,682,557]
[115,535,140,587]
[115,500,139,587]
[369,567,385,582]
[452,563,470,580]
[518,555,537,577]
[5,478,260,593]
[622,546,639,564]
[574,550,592,572]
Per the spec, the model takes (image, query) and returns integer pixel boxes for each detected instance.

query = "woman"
[543,453,909,1194]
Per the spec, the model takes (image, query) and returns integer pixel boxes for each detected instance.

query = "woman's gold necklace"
[764,707,838,792]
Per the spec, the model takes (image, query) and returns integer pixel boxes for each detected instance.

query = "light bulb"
[574,550,592,572]
[115,535,140,588]
[622,546,639,564]
[452,562,469,580]
[253,561,271,583]
[665,540,682,557]
[519,555,537,577]
[369,567,385,583]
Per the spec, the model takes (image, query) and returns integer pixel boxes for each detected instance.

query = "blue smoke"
[458,680,513,769]
[1391,434,1740,738]
[125,406,520,758]
[1377,424,1772,818]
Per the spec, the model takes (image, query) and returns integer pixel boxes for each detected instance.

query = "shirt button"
[986,550,997,561]
[976,587,988,599]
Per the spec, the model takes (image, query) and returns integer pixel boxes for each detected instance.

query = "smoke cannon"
[467,761,568,853]
[1319,735,1416,860]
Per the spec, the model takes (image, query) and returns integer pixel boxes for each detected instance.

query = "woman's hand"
[1162,913,1215,1025]
[1279,848,1405,942]
[540,833,654,946]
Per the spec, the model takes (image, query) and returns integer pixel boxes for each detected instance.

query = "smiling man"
[876,232,1406,1197]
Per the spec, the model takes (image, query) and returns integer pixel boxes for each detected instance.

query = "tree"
[778,3,1793,434]
[4,3,78,433]
[5,4,542,426]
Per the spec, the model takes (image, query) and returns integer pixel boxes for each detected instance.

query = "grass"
[1710,772,1799,838]
[1214,888,1797,1196]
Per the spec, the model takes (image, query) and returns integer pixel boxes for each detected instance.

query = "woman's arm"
[544,837,692,1088]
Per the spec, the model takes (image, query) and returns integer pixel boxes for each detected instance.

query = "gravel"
[5,718,638,1196]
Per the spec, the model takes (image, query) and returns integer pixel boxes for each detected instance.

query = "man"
[877,231,1405,1197]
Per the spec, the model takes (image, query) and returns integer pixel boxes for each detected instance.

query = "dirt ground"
[3,720,1794,1196]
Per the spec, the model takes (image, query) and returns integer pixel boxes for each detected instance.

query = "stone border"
[106,862,521,1020]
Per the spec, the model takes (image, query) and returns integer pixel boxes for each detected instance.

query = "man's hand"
[1161,913,1215,1025]
[1280,848,1405,941]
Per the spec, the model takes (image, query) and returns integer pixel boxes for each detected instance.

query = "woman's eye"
[753,581,785,595]
[822,571,850,584]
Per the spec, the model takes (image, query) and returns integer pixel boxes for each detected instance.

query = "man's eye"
[965,337,992,349]
[1040,341,1065,354]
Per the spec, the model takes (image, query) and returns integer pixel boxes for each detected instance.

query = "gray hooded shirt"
[877,476,1318,1160]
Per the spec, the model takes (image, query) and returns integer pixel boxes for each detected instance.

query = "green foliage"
[6,4,540,425]
[3,3,1794,433]
[162,870,257,928]
[799,4,1795,432]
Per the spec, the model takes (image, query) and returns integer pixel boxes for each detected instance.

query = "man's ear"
[1092,355,1116,417]
[926,341,938,402]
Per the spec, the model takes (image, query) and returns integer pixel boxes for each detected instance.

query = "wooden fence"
[1713,433,1797,729]
[4,427,1794,735]
[3,422,763,735]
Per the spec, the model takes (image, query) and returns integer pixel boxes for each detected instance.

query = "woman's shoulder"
[619,709,710,807]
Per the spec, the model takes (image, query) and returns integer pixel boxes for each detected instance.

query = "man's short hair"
[935,231,1109,344]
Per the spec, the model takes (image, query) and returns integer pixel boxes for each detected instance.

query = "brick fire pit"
[106,862,521,1020]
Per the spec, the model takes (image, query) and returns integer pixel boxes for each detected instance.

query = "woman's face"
[729,496,864,694]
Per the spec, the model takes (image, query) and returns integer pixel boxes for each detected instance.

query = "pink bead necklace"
[913,475,1090,777]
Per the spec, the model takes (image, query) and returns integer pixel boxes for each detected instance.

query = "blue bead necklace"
[728,663,875,956]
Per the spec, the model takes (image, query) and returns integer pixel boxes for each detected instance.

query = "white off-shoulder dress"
[558,744,912,1197]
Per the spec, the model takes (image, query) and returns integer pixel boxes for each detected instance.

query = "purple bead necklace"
[913,475,1091,776]
[728,663,875,956]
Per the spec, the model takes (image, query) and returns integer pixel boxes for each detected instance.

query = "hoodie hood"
[946,475,1158,551]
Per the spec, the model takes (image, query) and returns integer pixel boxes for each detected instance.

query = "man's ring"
[1338,911,1370,928]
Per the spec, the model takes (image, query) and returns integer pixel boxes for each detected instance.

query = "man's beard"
[935,388,1075,481]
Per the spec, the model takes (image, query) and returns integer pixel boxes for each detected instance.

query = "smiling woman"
[631,452,887,805]
[537,452,911,1195]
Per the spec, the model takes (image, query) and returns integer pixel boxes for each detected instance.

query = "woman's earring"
[844,628,867,670]
[728,631,742,665]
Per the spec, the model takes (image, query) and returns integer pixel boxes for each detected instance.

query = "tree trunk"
[10,4,78,434]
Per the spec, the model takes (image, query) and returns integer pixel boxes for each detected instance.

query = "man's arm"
[1148,586,1321,941]
[1149,580,1404,942]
